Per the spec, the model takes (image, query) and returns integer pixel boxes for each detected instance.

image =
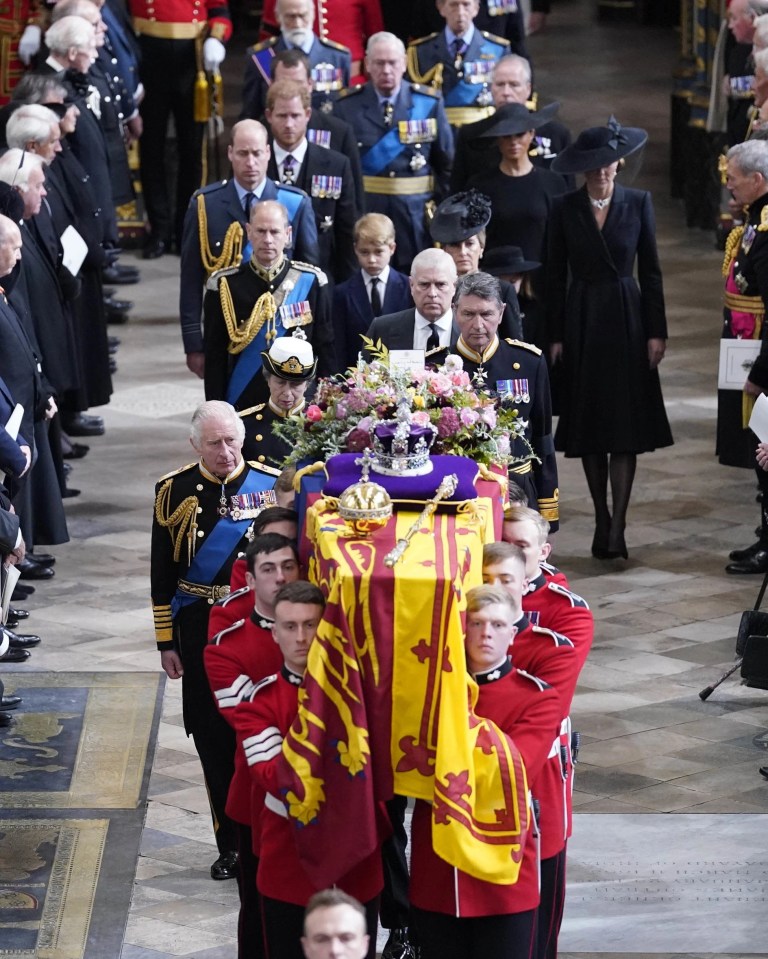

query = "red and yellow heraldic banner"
[277,496,531,888]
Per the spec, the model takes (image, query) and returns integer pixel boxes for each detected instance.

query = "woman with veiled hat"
[547,118,673,561]
[466,102,568,264]
[239,335,317,472]
[429,190,523,340]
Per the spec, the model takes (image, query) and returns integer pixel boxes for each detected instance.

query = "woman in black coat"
[547,120,673,560]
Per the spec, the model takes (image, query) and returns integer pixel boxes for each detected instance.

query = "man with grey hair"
[6,105,61,165]
[450,53,572,192]
[453,270,559,530]
[333,31,454,271]
[365,247,459,357]
[721,140,768,571]
[241,0,352,121]
[151,399,275,880]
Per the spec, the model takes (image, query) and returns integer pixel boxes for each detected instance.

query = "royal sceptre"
[384,474,458,568]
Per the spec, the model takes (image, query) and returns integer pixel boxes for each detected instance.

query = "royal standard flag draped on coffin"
[277,496,531,887]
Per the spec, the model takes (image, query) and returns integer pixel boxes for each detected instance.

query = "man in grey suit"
[365,248,459,361]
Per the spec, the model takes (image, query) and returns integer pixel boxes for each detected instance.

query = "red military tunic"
[523,570,593,682]
[204,611,282,829]
[208,563,251,638]
[129,0,232,40]
[237,667,384,905]
[539,559,568,587]
[410,661,560,917]
[258,0,384,81]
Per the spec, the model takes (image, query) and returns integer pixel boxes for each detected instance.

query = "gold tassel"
[293,461,326,491]
[194,71,210,122]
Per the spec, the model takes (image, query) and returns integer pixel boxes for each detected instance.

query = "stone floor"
[3,0,768,956]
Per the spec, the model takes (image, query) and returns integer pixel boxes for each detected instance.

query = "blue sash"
[445,40,501,107]
[226,269,316,405]
[242,186,304,267]
[171,468,275,618]
[251,46,275,85]
[361,93,435,175]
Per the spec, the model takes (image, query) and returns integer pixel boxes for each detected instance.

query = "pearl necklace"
[588,193,612,210]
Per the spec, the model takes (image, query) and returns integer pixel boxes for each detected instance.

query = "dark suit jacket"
[0,375,29,481]
[267,141,359,282]
[308,108,365,212]
[179,177,320,353]
[0,294,46,463]
[364,307,460,357]
[333,269,413,370]
[0,504,20,556]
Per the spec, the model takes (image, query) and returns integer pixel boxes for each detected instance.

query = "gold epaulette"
[249,37,279,53]
[206,264,240,291]
[292,260,328,286]
[239,403,267,418]
[407,44,444,89]
[759,207,768,232]
[157,462,197,482]
[409,31,439,46]
[410,83,441,97]
[154,478,199,564]
[336,85,364,100]
[481,30,510,46]
[321,37,351,52]
[248,461,281,476]
[505,338,543,355]
[197,193,244,277]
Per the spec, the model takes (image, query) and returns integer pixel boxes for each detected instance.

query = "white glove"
[18,24,41,65]
[203,37,226,73]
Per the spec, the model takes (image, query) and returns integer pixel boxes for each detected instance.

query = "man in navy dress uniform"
[179,119,319,379]
[333,31,453,272]
[265,79,358,283]
[407,0,509,132]
[452,270,559,530]
[241,0,351,121]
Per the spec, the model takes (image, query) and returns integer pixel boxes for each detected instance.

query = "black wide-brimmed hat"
[481,245,540,276]
[551,116,647,175]
[261,335,317,381]
[478,100,560,139]
[430,189,491,244]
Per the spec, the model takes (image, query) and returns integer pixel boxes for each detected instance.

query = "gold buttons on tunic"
[513,363,520,370]
[196,484,204,491]
[255,434,263,441]
[258,455,266,462]
[197,530,205,537]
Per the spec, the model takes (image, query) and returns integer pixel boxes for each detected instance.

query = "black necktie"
[382,100,393,126]
[426,323,440,352]
[370,276,382,316]
[452,38,465,62]
[244,192,254,220]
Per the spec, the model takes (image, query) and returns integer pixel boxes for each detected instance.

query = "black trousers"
[412,906,537,959]
[536,849,567,959]
[177,602,237,855]
[235,823,264,959]
[380,794,410,929]
[138,35,204,247]
[261,895,379,959]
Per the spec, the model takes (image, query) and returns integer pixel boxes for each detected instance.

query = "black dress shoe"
[0,711,16,727]
[106,304,130,325]
[62,442,89,460]
[9,607,29,620]
[107,335,122,348]
[210,851,238,880]
[760,765,768,780]
[0,647,30,662]
[142,237,166,260]
[63,487,81,498]
[729,541,765,562]
[63,413,104,437]
[1,695,21,710]
[7,629,41,648]
[104,296,133,313]
[102,265,139,285]
[12,584,33,600]
[17,560,55,581]
[726,549,768,574]
[28,553,55,567]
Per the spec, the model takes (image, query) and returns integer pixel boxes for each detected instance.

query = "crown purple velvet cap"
[323,454,478,511]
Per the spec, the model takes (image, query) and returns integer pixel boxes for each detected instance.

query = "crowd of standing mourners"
[0,0,674,957]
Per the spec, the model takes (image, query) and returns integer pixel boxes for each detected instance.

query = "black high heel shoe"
[591,523,611,559]
[606,528,628,560]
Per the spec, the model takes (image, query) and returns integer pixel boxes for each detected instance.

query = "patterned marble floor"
[3,1,768,956]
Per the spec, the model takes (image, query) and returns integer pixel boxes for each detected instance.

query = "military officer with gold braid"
[180,120,320,380]
[203,199,334,412]
[406,0,509,132]
[151,400,279,881]
[239,337,317,471]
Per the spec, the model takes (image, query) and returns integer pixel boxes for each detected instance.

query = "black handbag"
[736,570,768,655]
[741,634,768,689]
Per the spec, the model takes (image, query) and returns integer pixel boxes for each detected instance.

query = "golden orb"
[338,480,393,536]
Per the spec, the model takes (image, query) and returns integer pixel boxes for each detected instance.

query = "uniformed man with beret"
[452,270,559,530]
[406,0,509,132]
[241,0,352,120]
[151,400,279,881]
[180,119,320,379]
[239,336,317,471]
[202,199,333,412]
[333,31,454,273]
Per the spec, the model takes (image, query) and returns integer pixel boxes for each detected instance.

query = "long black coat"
[547,184,673,456]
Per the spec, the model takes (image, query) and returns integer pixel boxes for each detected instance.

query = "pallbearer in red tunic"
[483,531,593,959]
[409,584,560,959]
[236,581,382,959]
